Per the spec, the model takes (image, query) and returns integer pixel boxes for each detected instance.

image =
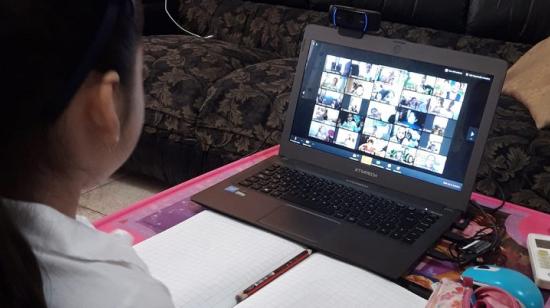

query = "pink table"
[94,146,280,243]
[95,145,550,304]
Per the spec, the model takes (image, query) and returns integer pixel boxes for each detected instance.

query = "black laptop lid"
[280,25,507,212]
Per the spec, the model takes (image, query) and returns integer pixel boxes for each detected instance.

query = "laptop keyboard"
[238,164,440,244]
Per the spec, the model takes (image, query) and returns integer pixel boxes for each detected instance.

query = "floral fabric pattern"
[195,58,297,156]
[142,35,277,139]
[477,96,550,212]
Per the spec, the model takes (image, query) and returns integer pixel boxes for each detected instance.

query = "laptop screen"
[289,40,495,192]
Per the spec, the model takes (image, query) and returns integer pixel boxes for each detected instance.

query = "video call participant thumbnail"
[377,67,407,87]
[428,97,462,120]
[434,78,467,103]
[350,61,380,82]
[418,133,451,156]
[371,82,400,106]
[389,126,421,148]
[317,89,344,109]
[345,78,374,99]
[414,150,447,174]
[324,55,352,76]
[423,115,456,138]
[358,135,388,157]
[338,112,364,133]
[395,107,427,131]
[320,72,347,93]
[308,121,336,143]
[362,119,393,140]
[312,104,340,126]
[399,90,430,113]
[403,72,436,96]
[335,130,359,149]
[342,96,367,115]
[386,142,417,165]
[367,101,397,122]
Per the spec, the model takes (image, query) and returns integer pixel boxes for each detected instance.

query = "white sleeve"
[119,275,176,308]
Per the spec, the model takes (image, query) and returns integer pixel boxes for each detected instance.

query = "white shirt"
[3,199,175,308]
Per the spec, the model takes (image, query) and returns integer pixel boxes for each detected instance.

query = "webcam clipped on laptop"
[328,5,382,38]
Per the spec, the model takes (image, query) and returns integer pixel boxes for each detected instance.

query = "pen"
[235,249,312,303]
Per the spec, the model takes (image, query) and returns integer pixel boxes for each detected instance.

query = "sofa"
[124,0,550,212]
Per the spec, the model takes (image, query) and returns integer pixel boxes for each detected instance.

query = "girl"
[0,1,174,307]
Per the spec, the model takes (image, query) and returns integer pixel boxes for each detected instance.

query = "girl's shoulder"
[3,199,175,308]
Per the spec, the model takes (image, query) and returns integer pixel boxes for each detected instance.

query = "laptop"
[192,25,507,280]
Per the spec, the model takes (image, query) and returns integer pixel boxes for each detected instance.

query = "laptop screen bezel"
[280,25,507,212]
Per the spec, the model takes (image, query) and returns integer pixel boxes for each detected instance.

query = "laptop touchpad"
[259,206,339,244]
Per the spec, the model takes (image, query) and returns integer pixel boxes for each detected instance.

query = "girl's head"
[1,0,143,204]
[0,1,142,306]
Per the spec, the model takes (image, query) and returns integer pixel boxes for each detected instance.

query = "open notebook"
[134,211,426,308]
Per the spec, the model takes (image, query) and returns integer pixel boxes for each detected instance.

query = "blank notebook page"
[235,254,427,308]
[133,210,304,308]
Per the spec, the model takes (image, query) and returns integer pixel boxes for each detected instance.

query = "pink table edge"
[93,146,280,228]
[94,145,548,228]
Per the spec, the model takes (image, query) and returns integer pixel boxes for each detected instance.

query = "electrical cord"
[164,0,213,38]
[442,200,503,266]
[427,167,506,266]
[486,180,506,214]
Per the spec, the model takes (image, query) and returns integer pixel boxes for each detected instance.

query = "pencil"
[235,249,313,303]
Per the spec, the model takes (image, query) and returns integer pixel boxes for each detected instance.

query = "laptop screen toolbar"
[289,40,494,191]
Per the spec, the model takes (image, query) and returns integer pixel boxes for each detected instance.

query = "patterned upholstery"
[142,35,277,140]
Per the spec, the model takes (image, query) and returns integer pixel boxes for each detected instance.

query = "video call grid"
[308,55,468,174]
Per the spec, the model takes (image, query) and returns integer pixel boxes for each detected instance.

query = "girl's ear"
[88,71,122,146]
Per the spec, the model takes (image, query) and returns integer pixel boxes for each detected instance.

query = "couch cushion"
[477,96,550,212]
[195,58,298,158]
[142,35,278,139]
[127,35,279,184]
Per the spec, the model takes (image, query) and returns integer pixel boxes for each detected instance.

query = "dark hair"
[0,0,141,306]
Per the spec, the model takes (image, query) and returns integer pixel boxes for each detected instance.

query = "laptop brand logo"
[354,168,378,178]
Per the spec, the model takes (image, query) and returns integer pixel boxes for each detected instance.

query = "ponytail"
[0,202,47,308]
